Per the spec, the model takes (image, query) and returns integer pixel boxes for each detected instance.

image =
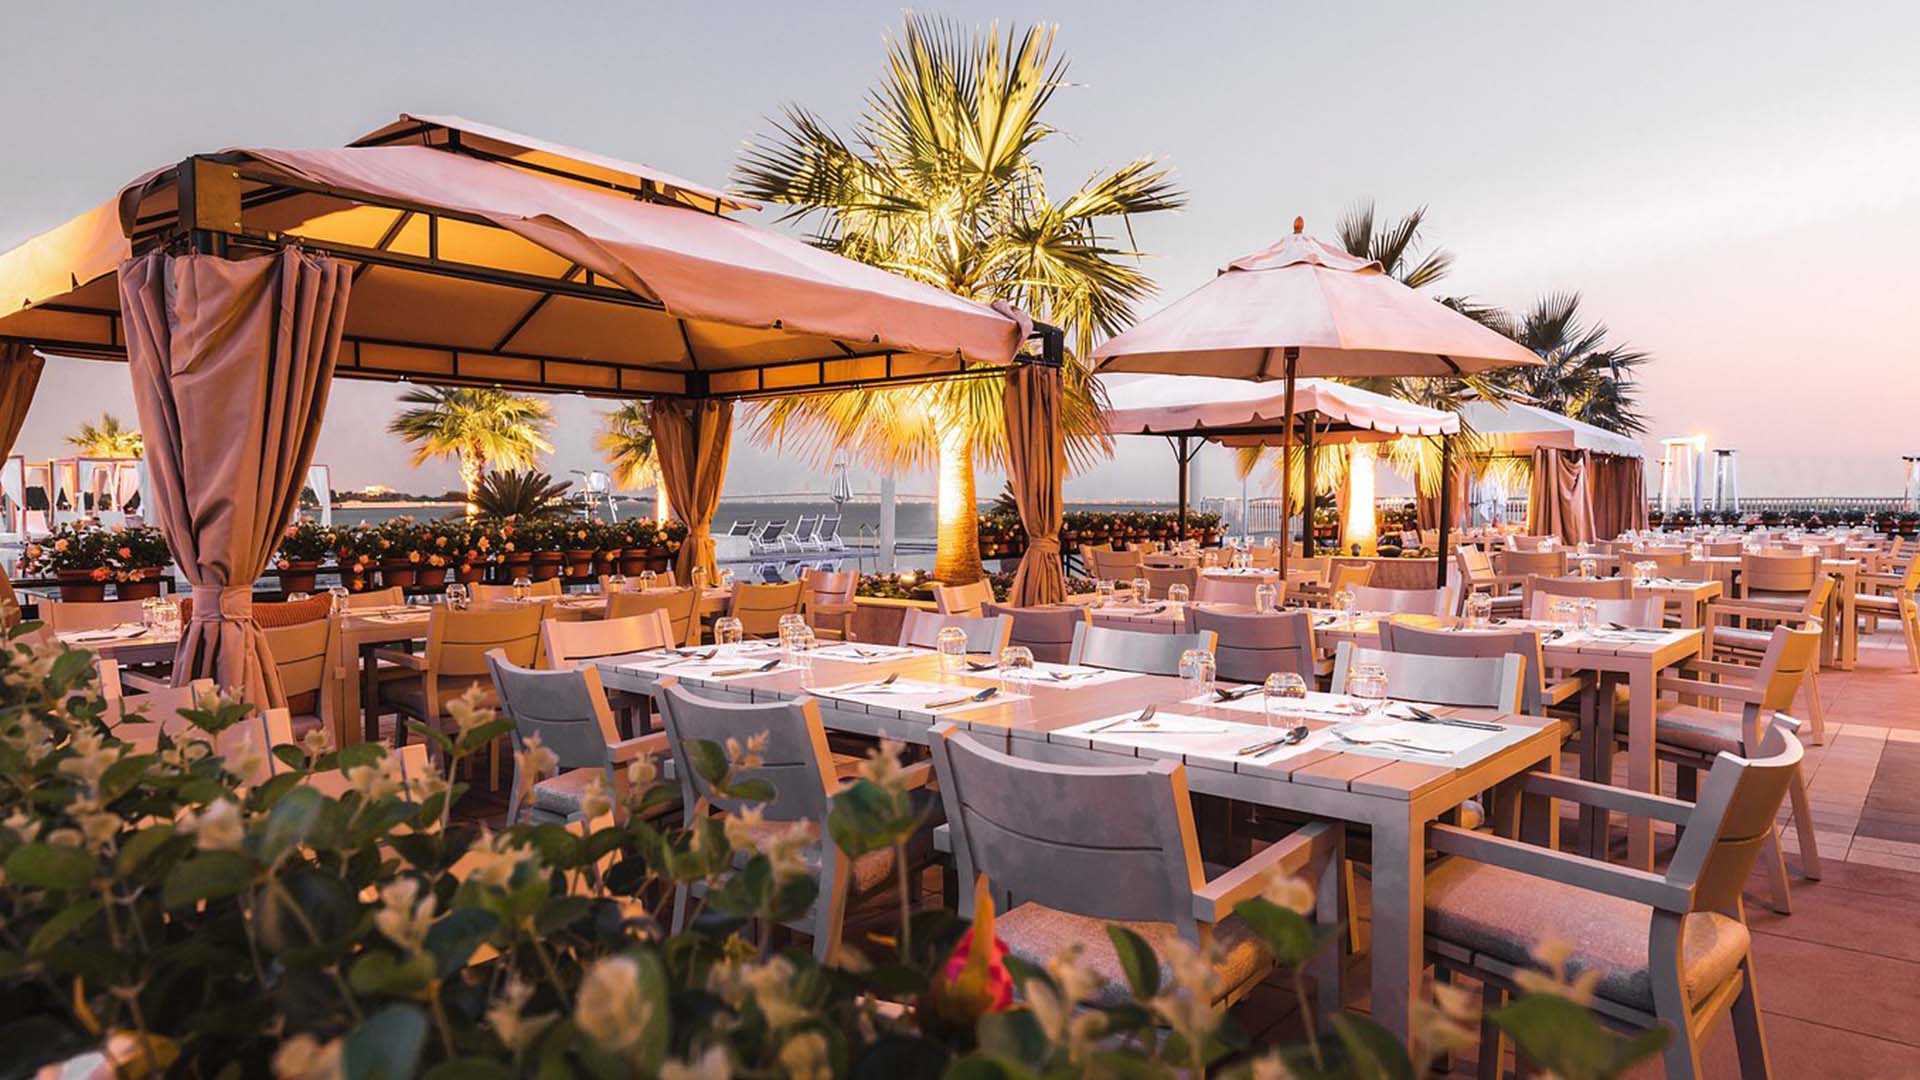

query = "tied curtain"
[649,398,732,585]
[1413,454,1469,534]
[0,345,45,626]
[120,249,349,707]
[1589,454,1649,540]
[1003,363,1067,605]
[1527,447,1595,545]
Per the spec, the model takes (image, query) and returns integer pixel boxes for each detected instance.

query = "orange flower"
[118,547,133,559]
[89,567,111,582]
[53,539,69,553]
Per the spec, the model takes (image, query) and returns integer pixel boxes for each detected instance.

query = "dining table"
[592,641,1566,1042]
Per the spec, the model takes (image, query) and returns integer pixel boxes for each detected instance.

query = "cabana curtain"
[120,248,349,707]
[649,398,733,585]
[1413,458,1470,533]
[0,344,44,625]
[1003,364,1067,605]
[1589,454,1649,539]
[1527,448,1594,544]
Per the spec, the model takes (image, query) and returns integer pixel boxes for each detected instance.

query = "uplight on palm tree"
[67,413,143,459]
[735,15,1183,583]
[597,401,669,521]
[387,386,555,516]
[1498,293,1649,435]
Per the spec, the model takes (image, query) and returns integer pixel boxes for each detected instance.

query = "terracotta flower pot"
[116,576,164,601]
[530,551,565,582]
[381,560,419,588]
[619,551,650,575]
[594,549,621,575]
[456,563,487,584]
[563,548,596,578]
[56,570,109,603]
[278,560,320,595]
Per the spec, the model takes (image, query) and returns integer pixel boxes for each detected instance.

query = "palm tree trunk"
[932,417,983,584]
[653,468,670,522]
[460,451,484,518]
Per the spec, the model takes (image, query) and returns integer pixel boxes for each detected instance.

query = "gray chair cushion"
[1710,626,1773,652]
[532,767,605,817]
[377,673,497,718]
[1425,858,1750,1011]
[998,904,1268,1007]
[1650,703,1745,755]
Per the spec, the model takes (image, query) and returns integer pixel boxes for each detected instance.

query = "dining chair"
[1194,572,1279,606]
[1091,548,1146,582]
[800,567,859,640]
[600,569,677,591]
[174,593,332,629]
[1067,623,1216,677]
[1704,539,1745,557]
[342,586,407,610]
[1705,574,1834,743]
[1493,548,1568,581]
[1526,593,1666,627]
[1184,607,1317,685]
[608,587,702,647]
[1245,545,1281,570]
[1641,623,1824,914]
[728,581,806,638]
[1377,618,1572,717]
[898,610,1013,654]
[472,578,563,603]
[1349,585,1453,617]
[1855,556,1920,671]
[103,677,216,730]
[1624,549,1690,576]
[981,602,1090,665]
[543,611,676,669]
[658,678,940,961]
[1522,574,1634,612]
[372,604,544,757]
[1326,561,1374,597]
[933,578,995,617]
[487,651,667,824]
[1143,565,1199,598]
[38,598,148,633]
[1425,716,1803,1080]
[927,722,1343,1014]
[1077,542,1112,573]
[1330,642,1524,712]
[261,611,335,738]
[1453,545,1524,618]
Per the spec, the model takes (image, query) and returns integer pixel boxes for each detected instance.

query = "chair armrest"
[609,732,669,763]
[371,647,428,671]
[1706,599,1804,622]
[1656,675,1759,705]
[1192,821,1338,923]
[1519,773,1695,825]
[898,759,934,791]
[1429,824,1691,912]
[1677,657,1760,680]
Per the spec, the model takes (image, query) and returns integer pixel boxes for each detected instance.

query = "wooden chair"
[38,598,147,633]
[728,581,805,638]
[1378,618,1574,717]
[1326,561,1374,597]
[1705,574,1834,743]
[1526,593,1665,627]
[1641,624,1824,914]
[1855,556,1920,672]
[1736,552,1821,612]
[1068,623,1216,677]
[1091,548,1146,582]
[609,587,701,647]
[1454,545,1523,618]
[1194,573,1279,606]
[176,594,332,629]
[261,612,334,738]
[487,651,666,824]
[1350,584,1452,617]
[344,586,407,609]
[1143,565,1199,598]
[800,567,858,640]
[1703,539,1745,558]
[933,578,995,617]
[372,604,544,757]
[898,610,1013,654]
[543,611,676,669]
[1623,548,1690,576]
[104,677,215,731]
[1493,548,1567,582]
[600,570,676,592]
[1330,643,1524,712]
[981,603,1090,665]
[1522,574,1633,613]
[1184,608,1317,685]
[1245,544,1281,570]
[928,722,1342,1012]
[472,578,563,603]
[1425,718,1803,1080]
[658,678,939,961]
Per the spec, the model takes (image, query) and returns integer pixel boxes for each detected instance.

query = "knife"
[926,686,998,711]
[1237,725,1309,757]
[1404,705,1504,732]
[710,659,782,677]
[1214,685,1261,702]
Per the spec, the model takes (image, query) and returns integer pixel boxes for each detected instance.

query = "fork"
[1334,731,1450,756]
[1089,705,1157,733]
[925,686,998,711]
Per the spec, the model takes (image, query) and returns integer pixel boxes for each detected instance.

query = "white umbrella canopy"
[1090,219,1540,579]
[1100,374,1459,440]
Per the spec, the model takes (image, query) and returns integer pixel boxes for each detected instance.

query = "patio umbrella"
[829,449,854,512]
[1091,219,1540,581]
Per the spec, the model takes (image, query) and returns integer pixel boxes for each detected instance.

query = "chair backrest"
[729,581,806,637]
[1077,542,1112,568]
[754,521,788,544]
[1378,618,1547,714]
[262,614,333,714]
[345,586,407,609]
[1350,585,1452,617]
[725,520,756,538]
[1508,534,1554,553]
[1330,642,1524,712]
[818,515,842,542]
[1666,719,1806,914]
[40,598,147,633]
[473,578,563,603]
[1194,573,1276,606]
[898,610,1013,653]
[1741,552,1820,601]
[1455,545,1495,585]
[1624,549,1688,575]
[609,587,701,646]
[105,677,217,732]
[543,611,676,669]
[1091,548,1145,582]
[427,604,545,677]
[656,678,834,823]
[1523,574,1633,610]
[1326,561,1374,596]
[929,723,1201,932]
[1495,549,1567,579]
[1747,623,1824,714]
[800,567,858,611]
[1144,565,1199,597]
[487,651,619,768]
[601,570,678,591]
[791,514,818,541]
[933,579,995,616]
[1185,607,1315,684]
[1245,545,1280,570]
[1704,539,1745,558]
[1526,593,1665,626]
[980,603,1091,665]
[1068,623,1216,677]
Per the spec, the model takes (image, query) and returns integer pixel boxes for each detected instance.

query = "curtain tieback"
[1024,536,1061,555]
[190,587,256,622]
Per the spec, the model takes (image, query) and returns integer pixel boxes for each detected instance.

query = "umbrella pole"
[1301,414,1316,558]
[1436,433,1454,590]
[1176,435,1191,540]
[1277,347,1299,580]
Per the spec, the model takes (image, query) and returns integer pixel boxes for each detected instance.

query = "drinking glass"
[1577,557,1598,579]
[1577,597,1599,631]
[511,576,532,602]
[1253,581,1279,614]
[1466,591,1493,629]
[1802,544,1821,558]
[1095,580,1116,608]
[605,573,627,594]
[1167,582,1190,617]
[638,570,657,591]
[718,568,736,589]
[1336,587,1359,624]
[444,583,468,610]
[691,565,709,591]
[1179,648,1216,699]
[1550,598,1578,627]
[790,628,817,686]
[1346,662,1389,719]
[328,585,350,615]
[713,616,744,646]
[140,598,164,631]
[998,645,1034,694]
[1130,576,1150,603]
[936,626,970,675]
[1232,549,1252,571]
[1263,671,1308,728]
[1631,560,1657,584]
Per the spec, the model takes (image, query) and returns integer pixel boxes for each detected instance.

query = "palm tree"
[735,15,1184,583]
[1497,293,1649,435]
[67,413,143,458]
[597,402,669,521]
[387,387,555,516]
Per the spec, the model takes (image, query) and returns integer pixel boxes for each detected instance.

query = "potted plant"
[374,517,423,588]
[334,524,381,592]
[559,520,598,579]
[273,520,335,594]
[109,525,173,599]
[18,524,117,602]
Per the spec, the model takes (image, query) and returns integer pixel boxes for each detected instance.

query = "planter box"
[278,560,320,595]
[55,570,109,603]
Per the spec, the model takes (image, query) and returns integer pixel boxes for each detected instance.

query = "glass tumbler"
[1179,648,1216,699]
[936,626,970,675]
[713,616,744,646]
[1253,582,1279,614]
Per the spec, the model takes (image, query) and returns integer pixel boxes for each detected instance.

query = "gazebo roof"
[1458,400,1644,458]
[1100,373,1459,443]
[0,115,1049,399]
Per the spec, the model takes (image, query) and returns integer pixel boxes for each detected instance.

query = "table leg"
[1369,812,1425,1042]
[1625,663,1657,870]
[338,633,364,746]
[1577,676,1609,857]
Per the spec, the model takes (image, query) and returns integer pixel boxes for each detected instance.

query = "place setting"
[1055,703,1335,766]
[807,672,1027,716]
[611,641,800,681]
[56,623,152,645]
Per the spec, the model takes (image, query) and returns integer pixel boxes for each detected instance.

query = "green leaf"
[26,898,101,957]
[686,738,728,784]
[343,1003,429,1080]
[1492,993,1670,1078]
[272,743,309,770]
[425,907,499,977]
[1233,896,1325,968]
[1104,925,1161,1002]
[422,1060,517,1080]
[349,950,437,997]
[534,895,594,935]
[161,849,256,908]
[975,1009,1051,1069]
[5,842,96,890]
[1330,1013,1417,1080]
[256,785,326,861]
[721,776,777,803]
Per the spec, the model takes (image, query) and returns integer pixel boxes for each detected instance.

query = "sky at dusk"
[5,0,1917,504]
